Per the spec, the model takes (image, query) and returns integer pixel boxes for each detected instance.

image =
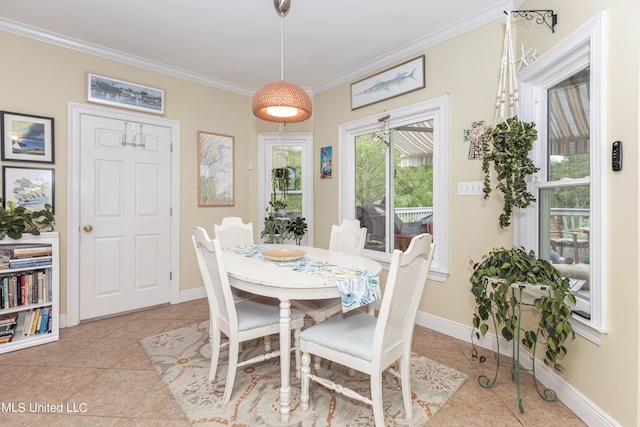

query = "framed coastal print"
[198,131,234,207]
[1,111,55,163]
[320,146,332,179]
[2,166,55,212]
[351,55,426,110]
[87,73,165,115]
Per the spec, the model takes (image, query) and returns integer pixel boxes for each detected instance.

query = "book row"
[0,271,51,310]
[0,306,52,344]
[21,306,53,338]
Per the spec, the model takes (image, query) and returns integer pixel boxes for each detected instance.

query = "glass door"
[259,132,313,246]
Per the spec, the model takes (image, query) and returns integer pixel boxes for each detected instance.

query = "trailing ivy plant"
[269,167,291,214]
[482,117,539,228]
[470,246,576,371]
[0,198,55,240]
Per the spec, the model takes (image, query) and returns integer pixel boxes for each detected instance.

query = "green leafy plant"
[482,117,539,228]
[287,216,307,245]
[269,167,290,214]
[470,246,575,371]
[263,167,292,243]
[260,215,290,243]
[0,198,55,240]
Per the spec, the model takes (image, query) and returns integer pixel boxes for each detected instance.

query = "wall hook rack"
[121,121,146,148]
[506,9,557,33]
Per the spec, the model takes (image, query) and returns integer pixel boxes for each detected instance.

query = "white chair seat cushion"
[299,311,376,361]
[236,299,305,331]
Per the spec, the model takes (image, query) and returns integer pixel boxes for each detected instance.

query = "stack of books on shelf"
[0,312,18,343]
[5,244,53,269]
[22,306,52,336]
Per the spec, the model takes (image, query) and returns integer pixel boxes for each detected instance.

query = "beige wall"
[517,1,640,425]
[1,0,638,423]
[0,31,260,307]
[312,1,639,424]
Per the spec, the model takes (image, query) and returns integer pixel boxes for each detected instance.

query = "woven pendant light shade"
[252,80,312,123]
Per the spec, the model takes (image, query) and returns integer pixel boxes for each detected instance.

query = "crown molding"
[0,17,255,97]
[311,0,524,95]
[0,0,523,98]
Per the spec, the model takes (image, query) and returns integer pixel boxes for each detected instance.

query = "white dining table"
[222,244,381,424]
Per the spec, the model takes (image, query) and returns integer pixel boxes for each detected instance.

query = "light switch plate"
[457,181,483,196]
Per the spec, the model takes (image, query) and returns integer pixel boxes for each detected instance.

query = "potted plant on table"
[470,246,575,371]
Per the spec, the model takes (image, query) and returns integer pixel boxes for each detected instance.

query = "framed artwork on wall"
[1,111,55,163]
[198,131,234,207]
[2,166,55,212]
[87,73,165,115]
[320,146,332,179]
[351,55,426,110]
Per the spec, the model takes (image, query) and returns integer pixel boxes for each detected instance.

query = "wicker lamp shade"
[252,80,312,123]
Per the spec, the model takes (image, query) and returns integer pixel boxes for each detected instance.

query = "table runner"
[232,245,380,312]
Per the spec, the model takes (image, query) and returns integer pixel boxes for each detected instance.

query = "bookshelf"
[0,232,59,354]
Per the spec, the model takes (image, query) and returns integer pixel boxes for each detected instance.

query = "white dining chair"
[291,219,368,369]
[292,219,367,317]
[213,216,254,249]
[213,216,260,303]
[299,233,435,427]
[192,227,305,403]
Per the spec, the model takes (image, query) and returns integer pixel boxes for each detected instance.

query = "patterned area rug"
[140,321,467,426]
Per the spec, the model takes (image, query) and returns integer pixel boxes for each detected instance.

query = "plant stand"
[478,280,558,413]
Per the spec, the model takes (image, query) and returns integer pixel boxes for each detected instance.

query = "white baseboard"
[178,287,207,303]
[59,287,208,329]
[415,310,620,427]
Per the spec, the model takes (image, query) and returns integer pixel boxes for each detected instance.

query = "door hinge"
[170,207,172,216]
[170,271,173,280]
[170,142,173,152]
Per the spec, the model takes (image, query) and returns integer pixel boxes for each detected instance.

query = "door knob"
[83,224,93,232]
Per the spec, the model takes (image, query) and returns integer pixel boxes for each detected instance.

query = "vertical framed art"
[1,111,55,163]
[198,131,234,206]
[2,166,55,212]
[320,146,332,179]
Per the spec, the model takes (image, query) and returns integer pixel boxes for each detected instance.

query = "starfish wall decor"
[516,43,541,71]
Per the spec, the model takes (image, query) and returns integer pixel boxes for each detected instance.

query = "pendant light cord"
[280,10,284,81]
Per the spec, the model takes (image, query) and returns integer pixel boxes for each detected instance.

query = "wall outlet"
[457,181,484,196]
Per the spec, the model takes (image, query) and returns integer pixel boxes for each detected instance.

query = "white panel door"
[79,115,171,320]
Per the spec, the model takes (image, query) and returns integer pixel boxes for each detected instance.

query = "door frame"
[66,102,181,327]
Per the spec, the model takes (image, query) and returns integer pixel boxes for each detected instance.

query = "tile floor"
[0,298,586,426]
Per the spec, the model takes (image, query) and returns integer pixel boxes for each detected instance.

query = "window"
[258,132,313,245]
[517,14,605,342]
[339,96,449,280]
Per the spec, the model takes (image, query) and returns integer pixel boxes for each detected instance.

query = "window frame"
[258,132,314,246]
[516,13,607,343]
[338,96,449,281]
